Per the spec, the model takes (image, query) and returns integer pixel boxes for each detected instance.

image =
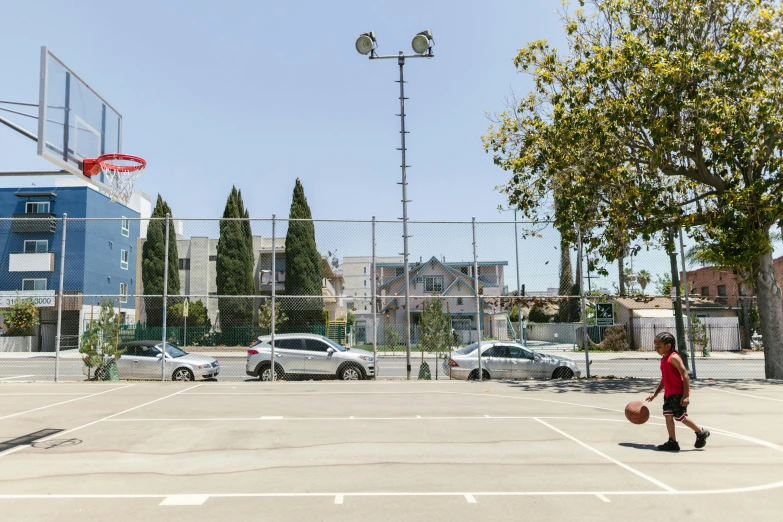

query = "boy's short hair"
[655,332,676,351]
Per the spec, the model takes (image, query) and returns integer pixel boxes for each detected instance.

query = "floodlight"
[356,31,377,55]
[411,29,433,54]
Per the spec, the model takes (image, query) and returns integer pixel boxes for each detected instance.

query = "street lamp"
[355,30,435,380]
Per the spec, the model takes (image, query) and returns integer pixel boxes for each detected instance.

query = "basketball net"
[82,154,146,204]
[102,164,144,204]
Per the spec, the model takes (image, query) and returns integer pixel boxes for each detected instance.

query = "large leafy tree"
[283,179,324,328]
[142,195,180,326]
[216,187,255,331]
[484,0,783,377]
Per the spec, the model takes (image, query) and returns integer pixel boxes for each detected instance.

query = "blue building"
[0,186,141,351]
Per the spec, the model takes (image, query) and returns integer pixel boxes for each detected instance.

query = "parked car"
[84,341,219,381]
[443,341,581,380]
[246,334,375,381]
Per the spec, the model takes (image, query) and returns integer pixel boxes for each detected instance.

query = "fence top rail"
[0,216,555,225]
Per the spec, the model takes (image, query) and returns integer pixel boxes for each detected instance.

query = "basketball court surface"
[0,380,781,521]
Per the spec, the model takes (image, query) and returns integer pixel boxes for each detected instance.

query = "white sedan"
[443,341,581,380]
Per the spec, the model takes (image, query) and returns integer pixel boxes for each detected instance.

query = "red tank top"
[660,351,684,396]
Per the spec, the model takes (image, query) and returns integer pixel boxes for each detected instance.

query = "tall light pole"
[356,30,435,380]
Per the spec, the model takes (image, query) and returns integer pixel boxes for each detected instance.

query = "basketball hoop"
[82,154,146,204]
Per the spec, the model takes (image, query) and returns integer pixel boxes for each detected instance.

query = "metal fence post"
[271,214,276,381]
[161,214,169,382]
[372,216,378,379]
[54,213,67,382]
[679,228,697,379]
[577,225,590,379]
[472,217,483,381]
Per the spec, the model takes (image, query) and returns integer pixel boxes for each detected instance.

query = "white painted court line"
[334,494,344,505]
[0,375,35,381]
[2,479,783,502]
[117,414,627,422]
[160,495,208,506]
[533,417,676,493]
[464,494,477,504]
[596,493,611,503]
[710,388,783,403]
[0,384,201,459]
[0,384,135,421]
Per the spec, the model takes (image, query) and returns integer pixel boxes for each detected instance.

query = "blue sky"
[0,0,566,221]
[3,0,762,292]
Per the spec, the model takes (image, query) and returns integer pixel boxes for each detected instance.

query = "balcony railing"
[9,252,55,272]
[11,213,57,234]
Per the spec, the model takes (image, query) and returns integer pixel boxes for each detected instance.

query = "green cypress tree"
[216,187,255,333]
[283,179,323,329]
[141,195,180,326]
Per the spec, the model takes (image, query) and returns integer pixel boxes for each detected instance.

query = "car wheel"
[339,364,363,381]
[552,367,574,380]
[259,363,284,381]
[172,368,194,381]
[93,367,108,381]
[468,369,491,381]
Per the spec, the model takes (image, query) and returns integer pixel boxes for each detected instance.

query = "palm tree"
[623,267,637,294]
[636,270,652,295]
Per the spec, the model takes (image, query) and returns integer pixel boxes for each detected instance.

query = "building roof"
[614,297,729,310]
[377,260,508,268]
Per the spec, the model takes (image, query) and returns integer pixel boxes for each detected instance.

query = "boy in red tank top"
[646,332,710,451]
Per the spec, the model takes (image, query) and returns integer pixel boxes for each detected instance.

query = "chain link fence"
[0,216,766,382]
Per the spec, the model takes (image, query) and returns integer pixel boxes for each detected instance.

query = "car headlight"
[197,364,209,369]
[358,356,373,362]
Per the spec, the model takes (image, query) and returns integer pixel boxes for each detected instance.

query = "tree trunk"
[668,229,689,371]
[618,254,626,295]
[558,236,574,323]
[753,250,783,378]
[739,282,752,350]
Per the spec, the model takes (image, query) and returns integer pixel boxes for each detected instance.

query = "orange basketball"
[625,401,650,425]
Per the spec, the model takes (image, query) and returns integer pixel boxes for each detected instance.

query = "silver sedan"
[84,341,219,381]
[443,341,581,380]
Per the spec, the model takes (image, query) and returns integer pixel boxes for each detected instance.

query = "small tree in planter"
[2,298,39,337]
[79,300,124,380]
[691,316,710,357]
[258,301,288,335]
[419,299,451,380]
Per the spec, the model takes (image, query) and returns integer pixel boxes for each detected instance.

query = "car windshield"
[322,337,347,352]
[456,343,479,355]
[161,344,187,358]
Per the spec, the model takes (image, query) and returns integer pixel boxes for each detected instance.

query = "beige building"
[177,236,346,327]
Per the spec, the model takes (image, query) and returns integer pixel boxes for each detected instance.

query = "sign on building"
[0,291,56,309]
[596,302,614,326]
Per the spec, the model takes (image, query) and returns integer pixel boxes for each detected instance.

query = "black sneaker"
[657,439,681,452]
[695,429,710,449]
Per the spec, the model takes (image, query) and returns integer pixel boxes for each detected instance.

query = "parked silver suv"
[246,334,375,381]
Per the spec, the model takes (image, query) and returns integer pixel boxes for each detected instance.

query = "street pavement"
[0,352,766,381]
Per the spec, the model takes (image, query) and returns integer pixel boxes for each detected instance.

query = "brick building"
[682,256,783,306]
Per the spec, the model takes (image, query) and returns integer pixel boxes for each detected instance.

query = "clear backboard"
[37,47,122,187]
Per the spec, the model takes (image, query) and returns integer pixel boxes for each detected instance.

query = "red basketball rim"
[83,154,147,177]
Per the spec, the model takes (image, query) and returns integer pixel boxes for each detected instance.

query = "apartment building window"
[24,240,48,253]
[363,267,367,274]
[396,267,404,276]
[701,287,709,296]
[179,258,191,270]
[209,255,217,262]
[460,266,469,275]
[119,283,128,304]
[717,285,727,304]
[364,280,367,287]
[22,279,47,291]
[424,276,444,293]
[121,217,130,237]
[457,298,463,306]
[120,249,129,270]
[25,202,50,214]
